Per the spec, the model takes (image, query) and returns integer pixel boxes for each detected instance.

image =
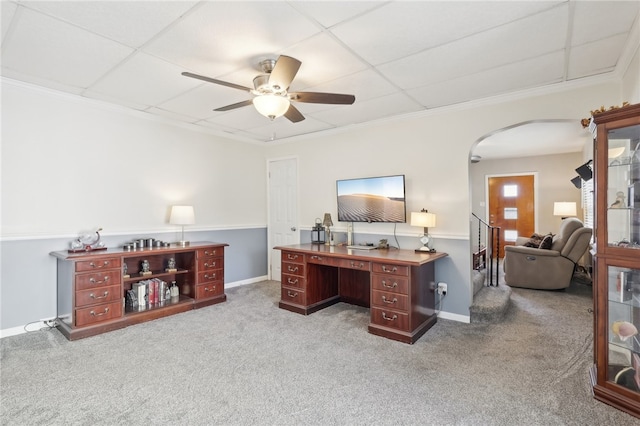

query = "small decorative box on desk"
[50,241,228,341]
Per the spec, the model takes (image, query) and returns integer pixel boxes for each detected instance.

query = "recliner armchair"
[503,218,592,290]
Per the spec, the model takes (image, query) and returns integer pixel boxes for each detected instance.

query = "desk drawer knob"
[381,280,397,289]
[382,312,397,321]
[287,291,298,298]
[205,273,217,280]
[205,286,216,292]
[381,296,397,305]
[287,266,299,273]
[287,254,298,260]
[204,250,217,256]
[310,255,323,260]
[381,265,397,273]
[90,307,110,317]
[287,278,298,285]
[350,261,365,269]
[89,261,110,269]
[204,261,217,268]
[89,291,109,300]
[89,276,108,284]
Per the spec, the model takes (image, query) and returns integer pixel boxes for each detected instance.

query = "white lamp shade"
[411,212,436,228]
[253,94,290,119]
[170,205,195,225]
[553,202,576,217]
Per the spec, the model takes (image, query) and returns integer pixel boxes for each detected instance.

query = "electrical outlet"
[437,282,448,296]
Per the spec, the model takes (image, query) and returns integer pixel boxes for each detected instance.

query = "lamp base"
[415,246,436,253]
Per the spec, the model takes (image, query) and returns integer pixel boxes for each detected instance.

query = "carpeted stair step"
[469,285,512,323]
[472,269,486,296]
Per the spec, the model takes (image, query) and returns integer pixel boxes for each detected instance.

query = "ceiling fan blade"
[284,104,305,123]
[214,99,254,112]
[268,55,301,90]
[181,72,252,92]
[289,92,355,105]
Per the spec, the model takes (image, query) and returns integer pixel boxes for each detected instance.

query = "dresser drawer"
[372,263,409,277]
[281,287,306,305]
[75,257,121,272]
[75,270,122,291]
[197,270,223,283]
[282,261,305,276]
[75,285,122,308]
[197,256,223,271]
[370,307,409,331]
[75,301,123,327]
[197,247,224,258]
[282,251,305,263]
[196,282,224,299]
[336,258,370,271]
[371,274,409,294]
[282,273,305,289]
[371,290,409,311]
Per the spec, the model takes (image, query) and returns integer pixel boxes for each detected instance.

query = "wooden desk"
[275,244,447,344]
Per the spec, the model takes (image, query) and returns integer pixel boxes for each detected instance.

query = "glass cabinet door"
[607,265,640,393]
[606,123,640,249]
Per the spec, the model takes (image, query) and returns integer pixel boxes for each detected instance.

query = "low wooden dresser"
[51,241,227,340]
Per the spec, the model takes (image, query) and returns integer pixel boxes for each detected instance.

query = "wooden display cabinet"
[51,241,227,340]
[591,103,640,417]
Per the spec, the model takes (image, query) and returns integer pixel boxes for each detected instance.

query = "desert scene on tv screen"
[337,194,405,222]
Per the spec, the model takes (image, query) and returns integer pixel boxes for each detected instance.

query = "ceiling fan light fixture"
[253,94,290,120]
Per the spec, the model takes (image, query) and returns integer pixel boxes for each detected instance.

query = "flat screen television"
[336,174,406,223]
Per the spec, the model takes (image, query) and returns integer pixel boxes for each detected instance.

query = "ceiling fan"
[181,55,355,123]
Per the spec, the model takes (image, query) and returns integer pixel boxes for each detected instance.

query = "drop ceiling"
[1,1,639,145]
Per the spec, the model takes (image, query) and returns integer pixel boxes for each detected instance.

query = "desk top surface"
[275,244,447,266]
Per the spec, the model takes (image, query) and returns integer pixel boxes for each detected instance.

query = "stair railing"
[471,213,500,286]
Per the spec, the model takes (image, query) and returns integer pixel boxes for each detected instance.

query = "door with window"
[488,174,535,258]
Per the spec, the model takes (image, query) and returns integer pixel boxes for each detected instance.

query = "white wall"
[1,80,267,238]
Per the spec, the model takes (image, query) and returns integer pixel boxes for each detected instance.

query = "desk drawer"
[282,273,305,289]
[371,275,409,295]
[197,247,223,258]
[75,285,121,308]
[75,301,122,327]
[372,263,409,277]
[196,282,224,299]
[197,270,223,283]
[76,257,121,272]
[307,254,340,267]
[281,287,306,305]
[336,258,370,271]
[371,290,408,311]
[75,270,122,291]
[371,307,409,331]
[197,256,223,271]
[282,251,305,263]
[283,261,305,276]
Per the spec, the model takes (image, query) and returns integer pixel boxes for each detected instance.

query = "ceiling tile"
[22,1,198,47]
[377,4,568,90]
[143,1,321,77]
[1,0,18,41]
[572,1,640,46]
[331,1,563,65]
[412,51,565,108]
[240,116,335,142]
[156,82,252,121]
[568,34,628,79]
[309,92,422,126]
[1,8,133,89]
[88,52,203,107]
[292,1,384,28]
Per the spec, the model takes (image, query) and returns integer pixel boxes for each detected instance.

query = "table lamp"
[170,205,195,246]
[553,202,576,220]
[323,213,334,245]
[411,209,436,252]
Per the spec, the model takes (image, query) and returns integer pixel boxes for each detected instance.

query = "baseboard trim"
[0,322,52,339]
[438,311,471,323]
[225,275,269,289]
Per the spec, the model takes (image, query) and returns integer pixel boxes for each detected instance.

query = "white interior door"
[268,157,299,281]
